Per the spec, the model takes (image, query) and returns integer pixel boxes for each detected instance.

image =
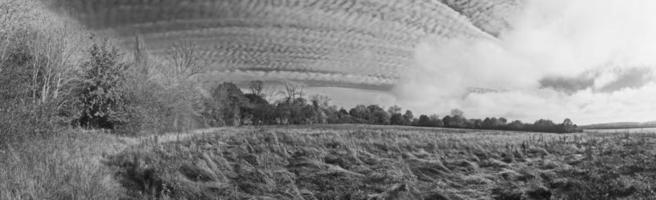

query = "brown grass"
[107,125,656,200]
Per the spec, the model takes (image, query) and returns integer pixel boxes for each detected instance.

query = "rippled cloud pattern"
[54,0,521,88]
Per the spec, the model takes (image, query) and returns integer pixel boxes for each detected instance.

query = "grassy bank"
[107,125,656,200]
[0,130,132,200]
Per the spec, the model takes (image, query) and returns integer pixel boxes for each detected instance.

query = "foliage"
[116,68,171,135]
[70,41,130,130]
[390,113,405,125]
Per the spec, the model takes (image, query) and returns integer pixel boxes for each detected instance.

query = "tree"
[390,113,404,125]
[323,105,341,124]
[402,110,414,125]
[442,116,451,127]
[469,118,482,129]
[559,118,578,133]
[451,109,464,118]
[443,114,467,128]
[334,108,354,123]
[165,40,206,83]
[482,117,499,129]
[367,105,390,125]
[1,24,82,105]
[388,105,402,115]
[283,81,304,102]
[72,41,130,129]
[563,118,573,126]
[507,120,525,130]
[532,119,557,132]
[417,115,431,127]
[301,104,320,124]
[310,95,330,109]
[349,105,369,122]
[249,80,264,97]
[160,40,208,131]
[499,117,508,125]
[243,93,271,125]
[338,108,349,116]
[205,82,250,126]
[429,114,444,127]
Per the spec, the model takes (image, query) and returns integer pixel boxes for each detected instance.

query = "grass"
[0,130,133,200]
[2,125,655,200]
[104,125,656,200]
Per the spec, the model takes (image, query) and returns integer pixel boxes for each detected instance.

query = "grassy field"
[98,125,656,200]
[2,125,656,199]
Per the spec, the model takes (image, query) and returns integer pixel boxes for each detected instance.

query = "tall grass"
[0,129,129,200]
[107,126,656,200]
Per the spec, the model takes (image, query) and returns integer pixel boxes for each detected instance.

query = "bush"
[69,41,131,130]
[0,35,33,101]
[0,28,71,140]
[115,78,170,135]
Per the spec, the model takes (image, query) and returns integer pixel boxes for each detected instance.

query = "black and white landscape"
[1,0,656,199]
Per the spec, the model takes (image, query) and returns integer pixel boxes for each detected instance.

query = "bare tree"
[262,85,280,103]
[133,34,150,76]
[160,40,209,131]
[283,81,304,102]
[165,40,207,84]
[249,80,264,96]
[310,94,330,108]
[28,26,85,104]
[0,0,87,105]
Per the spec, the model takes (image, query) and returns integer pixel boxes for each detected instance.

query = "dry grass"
[0,130,132,200]
[107,125,656,200]
[3,125,655,200]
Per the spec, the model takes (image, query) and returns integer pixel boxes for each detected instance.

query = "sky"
[52,0,656,124]
[391,0,656,124]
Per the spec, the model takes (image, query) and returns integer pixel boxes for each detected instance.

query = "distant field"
[106,125,656,200]
[584,128,656,134]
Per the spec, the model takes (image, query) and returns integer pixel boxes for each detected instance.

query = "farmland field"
[104,125,656,200]
[584,128,656,134]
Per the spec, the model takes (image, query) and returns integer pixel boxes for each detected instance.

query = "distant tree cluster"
[412,109,581,133]
[198,81,335,126]
[198,81,582,134]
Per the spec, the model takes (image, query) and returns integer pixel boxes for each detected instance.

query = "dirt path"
[107,127,233,149]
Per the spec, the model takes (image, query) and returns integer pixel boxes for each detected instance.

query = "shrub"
[70,41,130,130]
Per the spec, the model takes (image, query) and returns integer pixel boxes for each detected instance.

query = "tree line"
[200,81,582,134]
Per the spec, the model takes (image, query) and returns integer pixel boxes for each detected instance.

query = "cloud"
[597,67,654,93]
[539,67,655,94]
[394,0,656,124]
[52,0,518,87]
[539,75,594,95]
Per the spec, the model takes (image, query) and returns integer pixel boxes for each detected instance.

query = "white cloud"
[393,0,656,124]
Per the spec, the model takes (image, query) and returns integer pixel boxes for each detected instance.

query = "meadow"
[5,125,653,200]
